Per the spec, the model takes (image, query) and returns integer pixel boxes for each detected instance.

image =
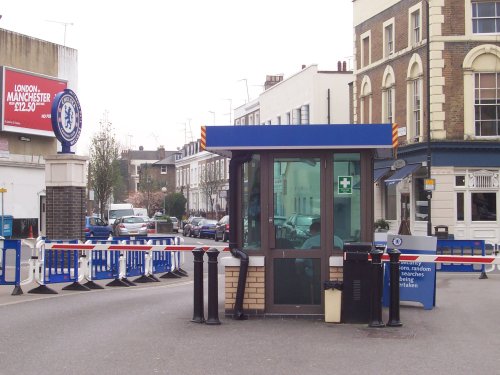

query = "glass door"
[268,155,325,314]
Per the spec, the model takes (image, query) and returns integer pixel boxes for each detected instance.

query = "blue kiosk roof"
[203,124,394,156]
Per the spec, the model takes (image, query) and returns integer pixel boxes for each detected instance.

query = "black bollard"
[387,248,403,327]
[205,247,221,325]
[191,248,205,323]
[368,247,385,328]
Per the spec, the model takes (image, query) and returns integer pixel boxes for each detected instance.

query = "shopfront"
[203,124,394,316]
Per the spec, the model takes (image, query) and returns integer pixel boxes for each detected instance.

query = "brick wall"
[329,266,343,281]
[225,266,265,315]
[46,186,86,241]
[442,0,465,36]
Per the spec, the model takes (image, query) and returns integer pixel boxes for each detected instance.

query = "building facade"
[353,0,500,242]
[176,139,229,218]
[0,28,78,237]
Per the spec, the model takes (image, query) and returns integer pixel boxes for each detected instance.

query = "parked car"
[182,216,203,236]
[215,215,230,242]
[85,216,113,238]
[112,215,148,237]
[170,217,180,233]
[192,219,218,239]
[281,214,320,242]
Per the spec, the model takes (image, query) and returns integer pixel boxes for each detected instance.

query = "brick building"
[353,0,500,242]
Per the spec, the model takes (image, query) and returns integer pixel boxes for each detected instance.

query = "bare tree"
[199,158,225,214]
[89,113,120,220]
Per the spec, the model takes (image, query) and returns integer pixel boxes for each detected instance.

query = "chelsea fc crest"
[51,89,82,153]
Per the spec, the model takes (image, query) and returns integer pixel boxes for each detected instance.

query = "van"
[107,203,134,225]
[133,208,148,217]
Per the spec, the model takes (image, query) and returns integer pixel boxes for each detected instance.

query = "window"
[242,155,261,250]
[386,88,393,123]
[249,114,254,125]
[457,192,465,221]
[241,117,246,126]
[286,112,291,125]
[472,1,500,33]
[160,165,167,174]
[474,73,500,136]
[411,9,421,45]
[235,119,241,125]
[362,36,370,67]
[385,183,397,220]
[292,108,301,124]
[414,178,428,221]
[277,115,281,125]
[456,176,466,186]
[385,23,394,56]
[471,192,497,221]
[255,112,260,125]
[412,79,422,137]
[301,105,310,125]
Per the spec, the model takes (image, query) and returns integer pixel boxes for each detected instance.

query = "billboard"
[1,67,67,137]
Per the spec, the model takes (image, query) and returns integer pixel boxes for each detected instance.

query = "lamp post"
[425,0,433,236]
[224,98,233,124]
[161,186,167,215]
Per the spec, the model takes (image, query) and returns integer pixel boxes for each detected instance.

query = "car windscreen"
[123,217,145,224]
[110,209,135,219]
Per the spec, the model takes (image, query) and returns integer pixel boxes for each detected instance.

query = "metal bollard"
[387,248,403,327]
[205,247,221,325]
[368,248,385,328]
[191,248,205,323]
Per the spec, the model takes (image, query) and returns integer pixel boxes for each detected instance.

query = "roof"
[203,124,394,157]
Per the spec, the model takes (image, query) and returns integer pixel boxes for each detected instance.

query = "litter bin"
[0,215,13,237]
[324,280,342,323]
[342,242,372,324]
[434,225,449,239]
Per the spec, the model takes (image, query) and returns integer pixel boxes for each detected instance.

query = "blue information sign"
[382,234,437,310]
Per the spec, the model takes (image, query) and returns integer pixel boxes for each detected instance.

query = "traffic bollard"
[368,247,385,328]
[191,248,205,323]
[387,248,403,327]
[205,247,221,325]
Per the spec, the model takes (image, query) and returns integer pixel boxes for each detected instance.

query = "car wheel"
[223,233,228,242]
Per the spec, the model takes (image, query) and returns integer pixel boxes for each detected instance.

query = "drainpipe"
[229,152,252,320]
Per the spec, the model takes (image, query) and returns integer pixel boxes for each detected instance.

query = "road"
[1,235,500,374]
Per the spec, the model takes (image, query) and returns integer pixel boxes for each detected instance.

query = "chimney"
[264,74,284,90]
[338,61,342,71]
[342,61,347,71]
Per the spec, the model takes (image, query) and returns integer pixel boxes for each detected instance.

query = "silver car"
[113,215,148,237]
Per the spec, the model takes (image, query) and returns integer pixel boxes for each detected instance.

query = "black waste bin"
[434,225,449,239]
[341,242,372,324]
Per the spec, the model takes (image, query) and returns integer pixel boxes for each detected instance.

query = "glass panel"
[334,154,360,245]
[415,179,428,221]
[457,192,464,221]
[274,258,321,305]
[471,193,497,221]
[478,19,496,33]
[455,176,466,186]
[481,120,497,135]
[477,3,495,17]
[385,183,397,220]
[274,157,321,249]
[242,155,261,250]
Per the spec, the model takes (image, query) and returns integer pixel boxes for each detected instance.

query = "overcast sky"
[1,0,353,154]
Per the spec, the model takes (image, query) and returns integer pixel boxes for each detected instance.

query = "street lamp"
[161,186,167,214]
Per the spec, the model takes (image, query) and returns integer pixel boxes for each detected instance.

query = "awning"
[385,164,421,185]
[374,167,391,182]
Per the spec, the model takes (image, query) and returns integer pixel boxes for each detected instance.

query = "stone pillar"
[45,154,88,241]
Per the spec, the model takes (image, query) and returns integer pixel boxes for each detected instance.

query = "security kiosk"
[203,124,395,318]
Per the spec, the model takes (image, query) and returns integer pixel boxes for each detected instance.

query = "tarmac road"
[0,239,499,374]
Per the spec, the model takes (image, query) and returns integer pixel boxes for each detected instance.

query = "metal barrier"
[436,239,485,273]
[0,239,22,295]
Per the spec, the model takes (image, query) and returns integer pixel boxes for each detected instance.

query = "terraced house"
[353,0,500,243]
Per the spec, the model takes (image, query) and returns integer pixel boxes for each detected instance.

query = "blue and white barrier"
[0,239,22,295]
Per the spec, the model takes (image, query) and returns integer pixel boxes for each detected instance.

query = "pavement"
[1,247,500,374]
